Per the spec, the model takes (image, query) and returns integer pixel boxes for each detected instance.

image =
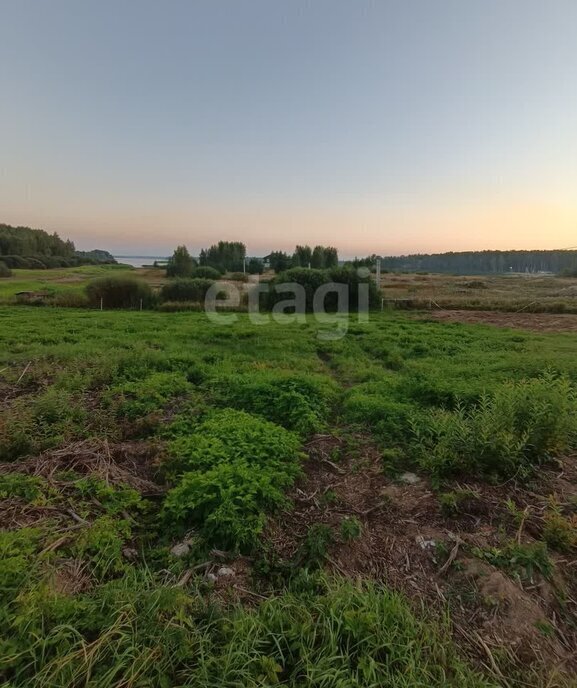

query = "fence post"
[100,297,103,311]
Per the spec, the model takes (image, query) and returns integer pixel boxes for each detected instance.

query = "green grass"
[2,305,577,685]
[0,264,133,300]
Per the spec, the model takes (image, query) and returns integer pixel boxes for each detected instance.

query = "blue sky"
[1,0,576,257]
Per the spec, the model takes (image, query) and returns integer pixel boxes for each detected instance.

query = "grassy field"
[381,271,577,312]
[3,265,577,314]
[1,306,577,686]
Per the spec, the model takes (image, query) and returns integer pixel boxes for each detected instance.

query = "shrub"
[163,409,303,550]
[160,278,215,303]
[410,374,577,480]
[542,504,577,553]
[209,372,336,435]
[228,271,249,282]
[246,257,264,274]
[267,266,380,311]
[296,523,334,568]
[163,461,289,551]
[52,291,90,308]
[343,390,413,444]
[107,371,192,419]
[191,266,222,279]
[340,516,362,542]
[166,408,303,478]
[267,268,333,312]
[0,260,12,277]
[85,276,153,309]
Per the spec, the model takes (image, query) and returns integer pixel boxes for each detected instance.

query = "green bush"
[228,271,249,282]
[160,278,215,302]
[209,372,336,436]
[410,374,577,480]
[343,390,413,444]
[85,276,153,309]
[267,266,380,312]
[0,388,88,460]
[163,409,303,550]
[52,291,90,308]
[166,408,303,478]
[0,260,12,277]
[107,371,192,419]
[192,266,222,279]
[267,268,333,312]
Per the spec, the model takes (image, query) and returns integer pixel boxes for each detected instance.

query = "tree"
[166,245,195,278]
[323,246,339,268]
[292,245,313,268]
[247,257,264,274]
[268,251,292,273]
[200,241,246,273]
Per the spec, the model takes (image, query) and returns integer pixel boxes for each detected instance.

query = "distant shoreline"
[113,256,168,268]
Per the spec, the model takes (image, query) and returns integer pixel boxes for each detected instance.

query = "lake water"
[114,256,168,268]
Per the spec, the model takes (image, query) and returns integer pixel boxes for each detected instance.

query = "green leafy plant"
[542,501,577,553]
[297,523,334,568]
[163,409,303,551]
[210,372,336,436]
[410,374,577,480]
[438,489,477,517]
[340,516,362,542]
[107,371,192,419]
[472,541,553,582]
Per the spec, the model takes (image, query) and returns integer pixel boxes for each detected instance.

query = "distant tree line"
[166,242,340,278]
[375,250,577,275]
[271,245,339,271]
[0,223,116,269]
[199,241,247,273]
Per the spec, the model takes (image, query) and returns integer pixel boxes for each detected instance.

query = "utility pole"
[375,258,381,289]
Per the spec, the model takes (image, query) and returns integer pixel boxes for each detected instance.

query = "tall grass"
[2,572,491,688]
[410,374,577,480]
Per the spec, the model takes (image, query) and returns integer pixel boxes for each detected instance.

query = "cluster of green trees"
[0,223,116,269]
[166,244,264,278]
[269,245,339,271]
[199,241,246,273]
[377,250,577,275]
[0,223,75,257]
[165,242,341,280]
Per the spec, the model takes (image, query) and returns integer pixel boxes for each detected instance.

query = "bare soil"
[255,435,577,681]
[421,310,577,332]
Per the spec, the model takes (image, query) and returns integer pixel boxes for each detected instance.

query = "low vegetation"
[2,306,577,685]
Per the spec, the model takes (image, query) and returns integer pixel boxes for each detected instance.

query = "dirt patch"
[421,310,577,332]
[260,435,577,679]
[0,439,165,495]
[49,558,92,595]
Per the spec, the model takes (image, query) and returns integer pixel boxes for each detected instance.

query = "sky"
[1,0,576,258]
